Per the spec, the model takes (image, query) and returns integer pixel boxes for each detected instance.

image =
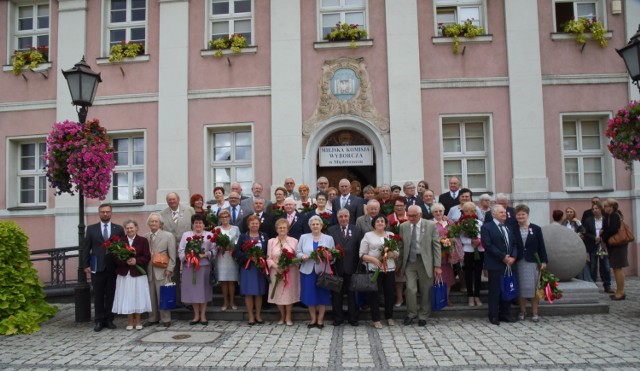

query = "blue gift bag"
[159,281,177,310]
[501,266,518,301]
[431,277,448,311]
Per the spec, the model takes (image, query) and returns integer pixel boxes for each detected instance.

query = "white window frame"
[560,113,613,191]
[434,0,487,36]
[552,0,606,33]
[7,1,50,60]
[109,132,146,204]
[207,124,254,199]
[317,0,369,42]
[206,0,254,47]
[6,136,48,208]
[440,115,493,194]
[102,0,148,56]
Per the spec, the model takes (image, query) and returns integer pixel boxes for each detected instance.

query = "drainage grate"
[172,334,191,340]
[140,331,222,344]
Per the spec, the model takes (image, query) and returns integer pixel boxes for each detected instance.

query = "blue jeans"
[589,250,612,289]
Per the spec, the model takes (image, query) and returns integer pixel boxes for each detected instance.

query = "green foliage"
[12,47,48,75]
[0,221,58,335]
[441,20,485,54]
[208,34,249,57]
[324,22,368,48]
[108,41,145,63]
[563,18,608,48]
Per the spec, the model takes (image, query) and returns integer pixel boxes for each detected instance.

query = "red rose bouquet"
[204,205,218,231]
[241,239,268,275]
[185,235,212,284]
[298,202,317,214]
[318,211,332,231]
[448,214,482,260]
[270,246,302,299]
[211,228,232,256]
[271,205,285,217]
[310,245,344,275]
[535,253,562,303]
[102,235,146,275]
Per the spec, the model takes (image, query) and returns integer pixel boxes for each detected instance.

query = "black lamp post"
[617,24,640,93]
[62,57,102,323]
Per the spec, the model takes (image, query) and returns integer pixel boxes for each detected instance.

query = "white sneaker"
[517,312,526,321]
[468,297,475,306]
[474,297,482,306]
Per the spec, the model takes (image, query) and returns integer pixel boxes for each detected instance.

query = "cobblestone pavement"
[1,277,639,370]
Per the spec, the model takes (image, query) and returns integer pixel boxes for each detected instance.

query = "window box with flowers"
[201,34,257,58]
[434,20,489,54]
[108,41,146,63]
[314,22,372,50]
[4,46,51,76]
[552,18,612,47]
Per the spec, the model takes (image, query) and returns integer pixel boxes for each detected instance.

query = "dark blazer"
[481,220,518,271]
[420,204,434,220]
[239,212,276,238]
[405,196,424,209]
[331,194,364,224]
[581,209,594,225]
[582,216,601,254]
[327,224,363,276]
[278,211,305,240]
[82,222,126,273]
[514,223,548,264]
[233,231,268,268]
[438,191,460,216]
[602,211,623,247]
[484,206,518,232]
[114,235,151,277]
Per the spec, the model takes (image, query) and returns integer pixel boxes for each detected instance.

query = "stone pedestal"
[539,278,600,305]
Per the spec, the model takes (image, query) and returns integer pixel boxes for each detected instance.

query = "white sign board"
[319,146,373,167]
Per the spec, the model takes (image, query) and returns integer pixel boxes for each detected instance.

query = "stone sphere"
[541,223,586,281]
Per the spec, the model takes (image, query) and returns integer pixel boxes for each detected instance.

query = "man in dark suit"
[421,189,435,220]
[581,196,600,225]
[438,176,460,215]
[480,205,518,325]
[82,203,125,332]
[282,197,305,240]
[332,178,364,224]
[327,208,363,326]
[403,181,424,209]
[240,182,271,216]
[355,199,379,234]
[582,201,612,293]
[225,191,245,228]
[485,193,517,231]
[240,197,275,238]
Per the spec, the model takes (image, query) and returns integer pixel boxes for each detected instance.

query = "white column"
[270,0,302,188]
[385,0,424,184]
[54,0,88,247]
[156,0,190,203]
[504,0,549,225]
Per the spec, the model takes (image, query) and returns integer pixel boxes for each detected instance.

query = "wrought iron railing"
[29,246,79,290]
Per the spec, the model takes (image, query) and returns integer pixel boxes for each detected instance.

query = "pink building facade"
[1,0,639,276]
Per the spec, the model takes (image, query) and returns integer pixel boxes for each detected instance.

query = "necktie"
[342,227,347,238]
[499,224,510,253]
[287,213,294,224]
[341,196,346,208]
[409,224,418,263]
[232,207,237,224]
[102,224,109,241]
[172,210,179,224]
[150,233,156,250]
[425,205,431,214]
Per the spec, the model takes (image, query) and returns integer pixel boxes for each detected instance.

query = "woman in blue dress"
[297,215,336,329]
[233,215,268,325]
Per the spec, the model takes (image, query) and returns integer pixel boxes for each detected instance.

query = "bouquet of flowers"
[448,214,482,260]
[309,245,344,275]
[271,205,285,217]
[380,199,394,216]
[185,235,212,284]
[270,246,302,299]
[211,228,232,256]
[381,234,401,272]
[318,211,332,231]
[298,202,317,214]
[388,221,400,235]
[535,253,562,303]
[605,100,640,170]
[102,235,146,275]
[596,245,608,257]
[439,236,453,253]
[241,239,268,275]
[204,205,218,231]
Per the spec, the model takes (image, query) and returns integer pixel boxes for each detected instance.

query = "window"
[209,0,253,45]
[106,0,146,51]
[442,118,491,192]
[210,128,253,195]
[17,141,47,206]
[554,1,604,32]
[319,0,367,39]
[435,0,485,35]
[111,135,145,202]
[562,117,609,190]
[10,2,49,53]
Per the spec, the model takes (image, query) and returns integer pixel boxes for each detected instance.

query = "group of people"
[81,176,630,331]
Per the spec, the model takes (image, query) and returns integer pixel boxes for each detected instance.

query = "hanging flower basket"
[605,100,640,170]
[44,119,116,200]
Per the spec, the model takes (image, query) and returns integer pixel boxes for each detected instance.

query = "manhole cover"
[140,331,222,344]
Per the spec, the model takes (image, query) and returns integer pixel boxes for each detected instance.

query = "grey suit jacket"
[145,229,176,281]
[398,219,441,278]
[225,204,246,227]
[160,205,195,244]
[356,214,374,234]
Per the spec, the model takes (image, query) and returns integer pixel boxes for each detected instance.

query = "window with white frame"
[111,135,145,202]
[319,0,367,40]
[562,117,609,190]
[10,1,50,53]
[17,140,47,206]
[435,0,485,36]
[554,0,604,32]
[209,0,253,45]
[210,128,253,195]
[105,0,146,52]
[442,118,490,192]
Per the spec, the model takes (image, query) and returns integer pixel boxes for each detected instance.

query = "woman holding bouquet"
[112,219,152,330]
[267,218,301,325]
[303,191,332,233]
[514,204,548,322]
[215,209,240,311]
[296,184,315,209]
[233,215,268,325]
[178,213,216,325]
[457,202,484,307]
[360,214,399,328]
[432,203,456,305]
[297,215,336,329]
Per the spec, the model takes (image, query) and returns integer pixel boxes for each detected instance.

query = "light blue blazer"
[297,233,335,274]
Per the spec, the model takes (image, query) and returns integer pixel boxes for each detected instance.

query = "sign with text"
[319,146,373,167]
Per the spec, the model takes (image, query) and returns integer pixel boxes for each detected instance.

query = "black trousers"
[464,252,485,297]
[487,269,511,320]
[91,270,116,323]
[368,271,395,321]
[331,274,358,322]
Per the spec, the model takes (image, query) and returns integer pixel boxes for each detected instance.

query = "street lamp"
[617,24,640,93]
[62,57,102,323]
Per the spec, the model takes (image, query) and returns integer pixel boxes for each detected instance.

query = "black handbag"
[316,260,343,292]
[349,258,378,292]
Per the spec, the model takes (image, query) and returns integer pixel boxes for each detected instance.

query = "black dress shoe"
[489,318,500,326]
[604,287,614,293]
[161,322,171,328]
[499,316,515,323]
[255,320,265,325]
[142,321,159,327]
[307,323,317,328]
[317,323,324,329]
[94,322,105,332]
[348,321,359,327]
[105,321,117,329]
[403,317,414,326]
[611,294,626,301]
[332,320,344,326]
[189,320,199,325]
[418,320,427,327]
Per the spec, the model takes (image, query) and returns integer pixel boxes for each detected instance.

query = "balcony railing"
[29,246,80,296]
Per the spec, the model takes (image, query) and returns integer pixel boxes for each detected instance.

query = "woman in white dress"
[215,209,240,310]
